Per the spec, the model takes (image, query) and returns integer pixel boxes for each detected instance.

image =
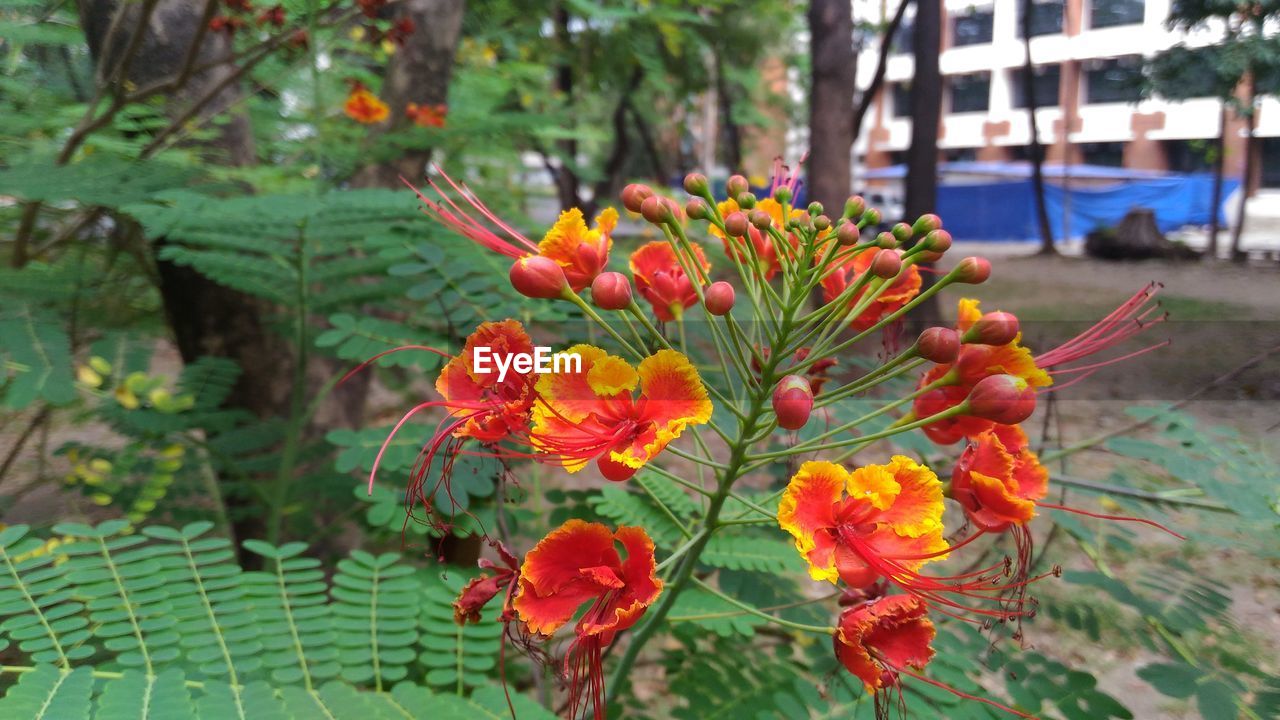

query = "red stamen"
[1037,502,1185,540]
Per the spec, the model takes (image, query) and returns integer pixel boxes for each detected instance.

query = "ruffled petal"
[580,526,663,641]
[780,461,848,581]
[869,456,945,539]
[514,520,620,636]
[835,596,935,691]
[537,208,591,265]
[534,345,616,423]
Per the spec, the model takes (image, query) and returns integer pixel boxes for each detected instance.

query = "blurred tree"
[1149,1,1280,261]
[905,0,941,323]
[807,0,856,213]
[1020,0,1056,255]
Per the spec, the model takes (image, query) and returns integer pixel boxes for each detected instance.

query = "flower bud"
[724,211,750,237]
[966,374,1036,425]
[843,195,866,219]
[685,197,709,220]
[917,327,960,364]
[591,271,633,310]
[510,255,569,299]
[640,195,674,225]
[912,213,942,236]
[726,174,750,198]
[869,249,902,279]
[749,209,773,230]
[922,229,952,253]
[836,221,861,246]
[621,183,653,213]
[772,375,814,431]
[861,208,882,226]
[807,201,824,216]
[964,311,1020,346]
[736,191,757,210]
[704,281,735,316]
[773,185,792,205]
[891,222,913,245]
[875,231,897,249]
[952,256,991,284]
[813,215,831,231]
[915,250,945,263]
[683,172,709,196]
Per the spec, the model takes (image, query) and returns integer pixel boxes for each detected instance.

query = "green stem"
[690,578,834,634]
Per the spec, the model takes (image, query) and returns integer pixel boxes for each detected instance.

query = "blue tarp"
[936,174,1238,241]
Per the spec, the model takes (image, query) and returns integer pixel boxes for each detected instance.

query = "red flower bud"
[869,249,903,279]
[912,213,942,236]
[704,281,735,316]
[726,174,750,198]
[891,222,913,244]
[964,311,1020,346]
[843,195,866,219]
[685,198,709,220]
[749,209,773,230]
[724,211,750,237]
[836,221,861,246]
[923,229,952,253]
[640,195,674,225]
[952,256,991,284]
[591,271,633,310]
[621,183,654,213]
[772,375,814,430]
[736,192,757,210]
[917,327,960,363]
[683,172,709,196]
[510,255,569,299]
[966,374,1036,425]
[875,231,897,249]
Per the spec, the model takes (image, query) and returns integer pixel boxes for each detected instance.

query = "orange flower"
[406,102,447,128]
[710,197,785,278]
[835,595,935,691]
[951,425,1048,533]
[779,458,949,588]
[820,248,922,332]
[344,88,389,124]
[629,241,710,322]
[530,346,712,481]
[538,208,618,292]
[513,520,662,720]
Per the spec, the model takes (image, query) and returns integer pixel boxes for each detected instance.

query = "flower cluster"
[353,162,1177,719]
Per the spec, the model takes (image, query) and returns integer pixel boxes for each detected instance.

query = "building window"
[1085,56,1144,104]
[945,148,978,162]
[1090,0,1145,28]
[1019,0,1065,36]
[949,73,991,113]
[1163,140,1213,173]
[1011,65,1062,108]
[1263,138,1280,188]
[891,82,913,118]
[1080,142,1125,167]
[892,18,914,54]
[952,7,995,46]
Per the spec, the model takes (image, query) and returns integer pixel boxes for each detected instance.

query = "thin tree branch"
[851,0,911,140]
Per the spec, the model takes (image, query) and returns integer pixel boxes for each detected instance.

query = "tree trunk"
[551,4,581,210]
[1021,0,1056,255]
[807,0,857,214]
[1208,102,1225,260]
[905,0,942,324]
[77,0,291,548]
[1228,75,1256,263]
[351,0,465,187]
[714,52,744,173]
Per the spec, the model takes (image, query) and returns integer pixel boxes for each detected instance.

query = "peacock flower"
[537,207,619,292]
[361,320,538,521]
[530,346,713,481]
[710,197,786,278]
[629,241,711,322]
[513,520,662,720]
[914,289,1164,445]
[406,102,448,128]
[453,540,521,625]
[779,457,1043,623]
[834,595,935,692]
[820,248,922,332]
[405,167,618,292]
[951,424,1048,534]
[345,87,390,124]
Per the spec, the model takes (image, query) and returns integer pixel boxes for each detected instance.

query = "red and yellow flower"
[530,346,712,481]
[835,595,935,691]
[513,520,662,720]
[406,102,448,128]
[951,424,1048,533]
[344,87,389,124]
[538,207,619,292]
[629,241,711,322]
[820,248,922,332]
[710,197,786,279]
[778,457,949,588]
